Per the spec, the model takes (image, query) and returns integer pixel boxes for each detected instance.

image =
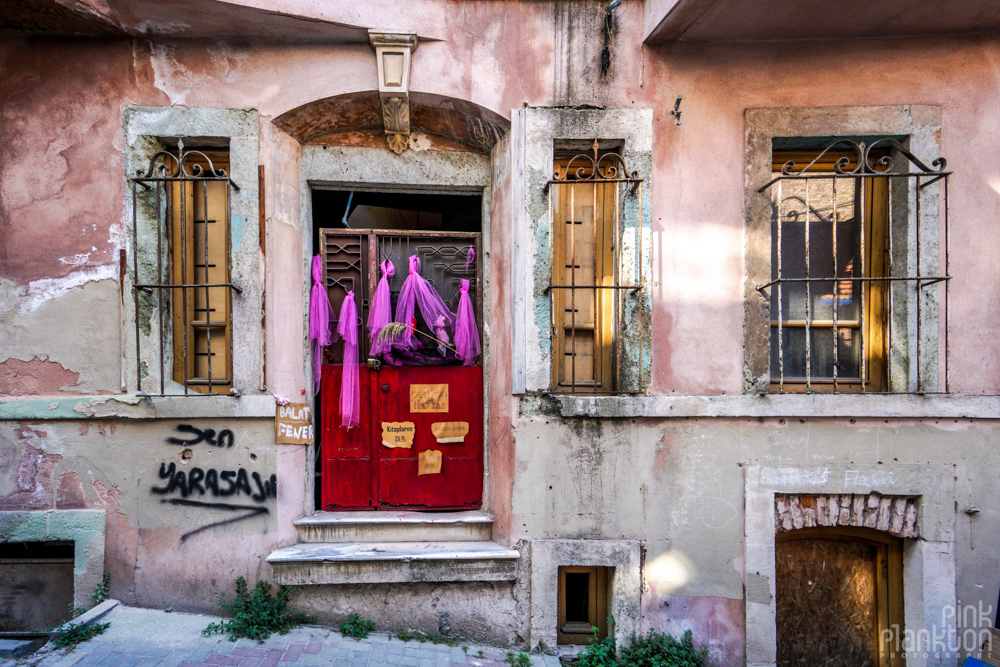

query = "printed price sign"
[381,422,416,449]
[275,403,313,444]
[410,384,449,413]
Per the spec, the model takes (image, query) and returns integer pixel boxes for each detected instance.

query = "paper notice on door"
[431,421,469,444]
[418,449,443,476]
[381,422,415,449]
[410,384,449,413]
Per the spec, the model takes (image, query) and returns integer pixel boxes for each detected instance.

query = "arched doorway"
[273,91,509,512]
[776,527,904,667]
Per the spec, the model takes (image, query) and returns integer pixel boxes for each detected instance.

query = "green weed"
[340,613,375,639]
[203,577,313,642]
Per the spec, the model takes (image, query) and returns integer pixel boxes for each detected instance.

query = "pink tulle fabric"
[332,291,360,429]
[366,259,395,354]
[464,246,475,271]
[454,279,481,365]
[308,255,332,393]
[394,255,454,351]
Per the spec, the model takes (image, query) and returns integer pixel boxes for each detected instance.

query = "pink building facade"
[3,2,1000,665]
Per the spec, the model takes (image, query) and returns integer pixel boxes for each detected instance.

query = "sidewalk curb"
[53,599,120,634]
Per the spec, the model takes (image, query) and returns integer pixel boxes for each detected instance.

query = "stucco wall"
[2,1,1000,662]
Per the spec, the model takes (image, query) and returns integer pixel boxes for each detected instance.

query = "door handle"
[381,383,391,393]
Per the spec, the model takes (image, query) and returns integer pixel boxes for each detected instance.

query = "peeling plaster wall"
[0,419,285,613]
[2,1,1000,659]
[510,417,999,664]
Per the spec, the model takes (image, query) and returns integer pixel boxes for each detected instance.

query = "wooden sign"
[418,450,442,476]
[431,421,469,444]
[381,421,415,449]
[275,403,313,444]
[410,384,449,413]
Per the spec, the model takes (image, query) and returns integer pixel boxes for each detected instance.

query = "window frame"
[767,149,890,393]
[123,106,262,400]
[549,149,636,393]
[742,106,950,395]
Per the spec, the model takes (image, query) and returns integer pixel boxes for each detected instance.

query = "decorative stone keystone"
[369,31,418,154]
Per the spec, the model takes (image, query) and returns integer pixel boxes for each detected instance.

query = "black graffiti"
[151,462,276,502]
[160,498,270,543]
[166,424,234,448]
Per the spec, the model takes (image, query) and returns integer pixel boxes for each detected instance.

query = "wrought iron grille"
[129,146,240,396]
[757,139,951,394]
[547,140,644,393]
[320,230,482,365]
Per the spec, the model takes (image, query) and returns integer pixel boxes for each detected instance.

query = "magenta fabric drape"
[394,255,454,352]
[453,279,481,366]
[333,291,360,429]
[464,246,475,271]
[367,259,395,354]
[308,255,332,393]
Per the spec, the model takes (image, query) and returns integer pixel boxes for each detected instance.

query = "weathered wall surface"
[0,419,284,611]
[510,417,999,664]
[2,0,1000,660]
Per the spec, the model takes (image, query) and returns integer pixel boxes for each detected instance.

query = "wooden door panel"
[321,364,375,509]
[376,365,482,508]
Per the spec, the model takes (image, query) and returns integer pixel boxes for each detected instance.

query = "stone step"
[267,541,519,585]
[293,510,493,543]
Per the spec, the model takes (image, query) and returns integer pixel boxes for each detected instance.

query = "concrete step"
[267,541,519,585]
[293,510,493,543]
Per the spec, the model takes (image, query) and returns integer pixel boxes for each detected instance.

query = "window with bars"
[130,145,240,395]
[549,141,644,394]
[758,139,950,394]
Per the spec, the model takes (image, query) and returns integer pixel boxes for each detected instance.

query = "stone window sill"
[555,393,1000,419]
[0,393,277,420]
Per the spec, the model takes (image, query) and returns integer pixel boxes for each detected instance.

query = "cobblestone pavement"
[5,606,561,667]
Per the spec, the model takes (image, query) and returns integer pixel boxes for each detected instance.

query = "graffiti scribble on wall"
[166,424,235,448]
[153,422,276,542]
[151,463,276,501]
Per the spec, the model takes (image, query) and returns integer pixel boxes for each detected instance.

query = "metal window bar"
[546,140,644,394]
[319,229,482,369]
[130,147,240,396]
[757,139,951,394]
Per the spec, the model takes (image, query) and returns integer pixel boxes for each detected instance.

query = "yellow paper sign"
[410,384,449,413]
[275,403,313,444]
[381,422,415,449]
[418,450,443,476]
[431,421,469,444]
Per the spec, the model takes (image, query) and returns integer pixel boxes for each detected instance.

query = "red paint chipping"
[0,356,81,396]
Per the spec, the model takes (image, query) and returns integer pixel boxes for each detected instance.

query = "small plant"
[203,577,312,642]
[92,573,111,605]
[394,629,456,646]
[576,622,711,667]
[37,603,109,649]
[341,613,375,639]
[462,645,469,654]
[477,649,485,659]
[505,651,531,667]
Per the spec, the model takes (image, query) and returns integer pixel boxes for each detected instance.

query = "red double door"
[319,230,484,510]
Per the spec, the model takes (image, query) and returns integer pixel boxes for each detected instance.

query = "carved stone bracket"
[370,31,417,154]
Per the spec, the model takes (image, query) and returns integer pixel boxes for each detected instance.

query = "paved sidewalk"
[7,606,560,667]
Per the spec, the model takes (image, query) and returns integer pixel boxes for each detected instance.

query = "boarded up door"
[320,230,483,510]
[776,530,903,667]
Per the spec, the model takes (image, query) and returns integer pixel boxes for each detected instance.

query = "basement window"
[557,566,610,645]
[130,143,239,395]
